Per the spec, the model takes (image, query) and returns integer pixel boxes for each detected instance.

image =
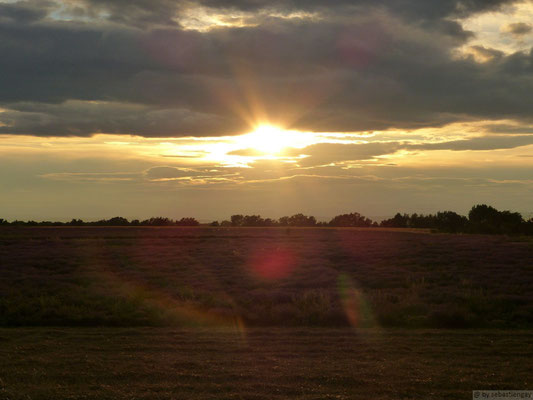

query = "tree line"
[379,205,532,235]
[1,204,532,235]
[0,216,200,227]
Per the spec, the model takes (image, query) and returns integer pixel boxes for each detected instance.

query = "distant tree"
[263,218,277,227]
[408,213,437,229]
[3,205,531,236]
[287,213,316,227]
[106,216,130,226]
[231,215,244,227]
[468,204,523,234]
[176,217,199,226]
[278,216,290,226]
[329,212,373,227]
[523,218,533,235]
[141,217,173,226]
[434,211,467,233]
[499,210,524,234]
[468,204,500,233]
[242,215,265,226]
[41,220,63,226]
[380,213,409,228]
[224,215,278,227]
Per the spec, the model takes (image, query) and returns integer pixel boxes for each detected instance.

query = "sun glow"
[237,125,312,155]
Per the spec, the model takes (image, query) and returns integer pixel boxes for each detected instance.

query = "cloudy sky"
[1,0,533,221]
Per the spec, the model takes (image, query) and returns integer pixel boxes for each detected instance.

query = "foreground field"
[1,327,531,399]
[1,227,532,328]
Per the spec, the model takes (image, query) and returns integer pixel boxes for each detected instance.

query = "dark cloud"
[80,0,181,27]
[0,1,49,24]
[0,0,531,137]
[481,123,533,135]
[195,0,511,21]
[503,22,532,36]
[467,45,505,61]
[62,0,513,27]
[410,135,533,151]
[0,100,244,136]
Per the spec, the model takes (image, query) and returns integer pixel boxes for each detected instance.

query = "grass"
[0,327,532,399]
[0,226,532,328]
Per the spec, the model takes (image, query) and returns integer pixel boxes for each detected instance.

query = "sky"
[1,0,533,221]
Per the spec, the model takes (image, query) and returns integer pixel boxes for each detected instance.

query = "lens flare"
[337,273,377,328]
[248,245,297,280]
[82,242,246,334]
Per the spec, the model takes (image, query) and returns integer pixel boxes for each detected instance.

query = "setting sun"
[237,125,314,155]
[240,125,294,155]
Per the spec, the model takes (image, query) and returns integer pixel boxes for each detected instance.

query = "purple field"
[0,226,532,328]
[1,227,532,398]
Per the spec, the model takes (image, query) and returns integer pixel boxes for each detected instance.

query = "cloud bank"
[0,0,532,136]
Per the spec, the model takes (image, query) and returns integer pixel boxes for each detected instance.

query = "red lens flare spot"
[248,247,296,280]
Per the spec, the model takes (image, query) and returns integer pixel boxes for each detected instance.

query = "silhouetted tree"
[499,211,524,234]
[225,215,278,227]
[278,216,290,226]
[263,218,277,227]
[141,217,173,226]
[434,211,468,233]
[329,212,373,227]
[523,218,533,235]
[176,217,199,226]
[231,215,244,226]
[381,213,409,228]
[242,215,265,226]
[408,213,437,229]
[2,205,531,235]
[105,217,130,226]
[468,204,523,234]
[468,204,500,233]
[286,213,316,227]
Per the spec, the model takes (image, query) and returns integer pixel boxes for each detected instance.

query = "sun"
[237,125,310,155]
[246,125,288,154]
